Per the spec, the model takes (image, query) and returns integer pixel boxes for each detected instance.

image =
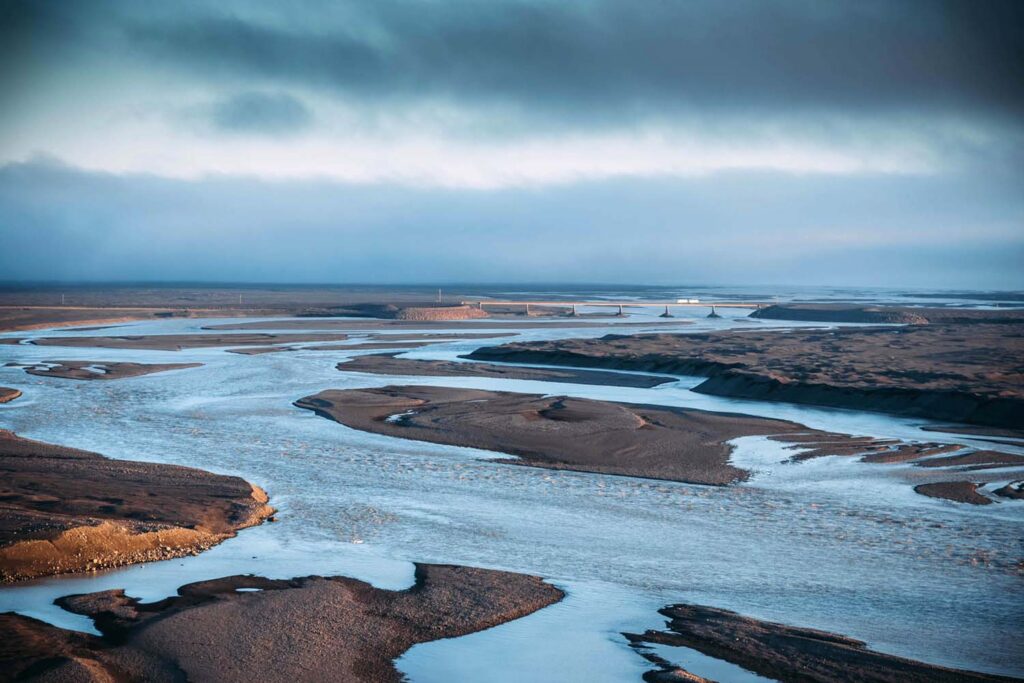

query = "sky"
[0,0,1022,287]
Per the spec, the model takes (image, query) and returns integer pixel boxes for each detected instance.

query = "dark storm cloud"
[208,92,312,134]
[2,0,1022,128]
[122,0,1024,124]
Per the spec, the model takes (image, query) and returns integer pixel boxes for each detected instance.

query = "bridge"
[460,299,768,317]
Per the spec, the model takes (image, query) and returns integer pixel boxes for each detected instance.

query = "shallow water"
[0,312,1022,680]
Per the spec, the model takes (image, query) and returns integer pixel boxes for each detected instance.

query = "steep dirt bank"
[467,324,1024,429]
[1,564,563,683]
[749,303,1024,324]
[0,431,274,582]
[337,352,674,388]
[626,604,1017,682]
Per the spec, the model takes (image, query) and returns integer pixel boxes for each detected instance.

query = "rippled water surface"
[1,310,1021,680]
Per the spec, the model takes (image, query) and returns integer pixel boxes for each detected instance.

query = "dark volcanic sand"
[29,333,352,351]
[468,324,1024,429]
[296,385,812,485]
[626,603,1015,683]
[338,352,674,388]
[0,387,20,403]
[913,481,993,505]
[13,360,202,380]
[0,431,274,582]
[1,564,563,683]
[750,303,1024,325]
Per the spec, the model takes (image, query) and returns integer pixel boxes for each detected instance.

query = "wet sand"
[0,388,20,403]
[295,385,810,485]
[1,564,563,683]
[11,361,202,380]
[0,431,274,582]
[469,324,1024,428]
[626,603,1015,682]
[29,333,353,351]
[338,352,674,388]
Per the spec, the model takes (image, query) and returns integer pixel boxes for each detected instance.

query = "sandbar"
[0,431,274,582]
[0,564,563,683]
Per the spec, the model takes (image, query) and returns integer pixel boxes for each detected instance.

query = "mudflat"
[626,603,1016,682]
[295,385,808,485]
[0,564,563,683]
[0,431,274,582]
[0,387,20,403]
[337,352,674,388]
[468,324,1024,428]
[12,360,202,380]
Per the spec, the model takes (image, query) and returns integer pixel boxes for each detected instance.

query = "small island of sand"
[13,360,202,381]
[2,563,563,683]
[626,603,1017,682]
[0,431,274,582]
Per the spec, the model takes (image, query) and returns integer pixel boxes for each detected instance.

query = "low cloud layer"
[1,159,1020,288]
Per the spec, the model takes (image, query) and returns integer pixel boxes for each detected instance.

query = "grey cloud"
[208,91,312,134]
[3,0,1022,131]
[120,0,1024,125]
